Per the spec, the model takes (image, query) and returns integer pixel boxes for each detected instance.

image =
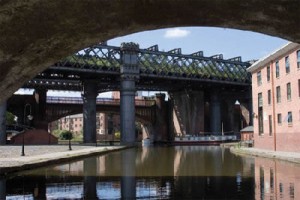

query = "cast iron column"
[82,80,98,144]
[210,90,221,135]
[120,42,140,145]
[0,101,7,145]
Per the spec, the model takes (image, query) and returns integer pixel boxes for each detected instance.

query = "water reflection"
[255,157,300,200]
[2,146,299,199]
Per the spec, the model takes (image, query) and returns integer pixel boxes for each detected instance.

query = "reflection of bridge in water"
[3,146,256,199]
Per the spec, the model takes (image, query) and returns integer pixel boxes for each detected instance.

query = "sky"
[16,27,288,98]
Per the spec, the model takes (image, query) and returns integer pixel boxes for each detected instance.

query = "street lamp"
[21,104,33,156]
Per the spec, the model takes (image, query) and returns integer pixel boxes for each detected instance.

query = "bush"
[114,131,120,139]
[59,130,73,140]
[6,112,15,125]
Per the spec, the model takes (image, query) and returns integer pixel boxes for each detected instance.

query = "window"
[288,111,293,124]
[267,66,270,82]
[275,61,280,78]
[257,71,262,86]
[269,115,272,136]
[270,169,274,192]
[277,113,282,125]
[276,86,281,103]
[297,50,300,69]
[258,93,263,107]
[285,56,290,74]
[287,82,291,101]
[258,93,264,135]
[268,90,271,105]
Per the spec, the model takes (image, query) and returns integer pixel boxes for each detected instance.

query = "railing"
[46,97,156,106]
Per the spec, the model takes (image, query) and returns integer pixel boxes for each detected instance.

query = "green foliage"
[6,112,15,125]
[59,130,73,140]
[114,131,120,139]
[52,129,63,137]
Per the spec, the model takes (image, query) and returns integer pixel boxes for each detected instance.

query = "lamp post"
[21,104,33,156]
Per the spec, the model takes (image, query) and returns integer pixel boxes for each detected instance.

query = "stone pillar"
[82,80,98,143]
[210,90,221,134]
[0,101,7,145]
[34,89,48,130]
[153,93,169,142]
[120,42,139,145]
[171,91,205,136]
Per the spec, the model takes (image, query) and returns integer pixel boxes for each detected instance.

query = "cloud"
[164,28,190,38]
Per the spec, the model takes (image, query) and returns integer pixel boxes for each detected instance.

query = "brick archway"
[0,0,299,102]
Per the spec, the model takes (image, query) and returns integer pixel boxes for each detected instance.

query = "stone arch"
[0,0,299,103]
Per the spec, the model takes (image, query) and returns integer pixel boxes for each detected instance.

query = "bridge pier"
[33,89,48,130]
[120,42,140,145]
[82,80,98,144]
[0,101,7,145]
[210,90,221,135]
[171,91,205,137]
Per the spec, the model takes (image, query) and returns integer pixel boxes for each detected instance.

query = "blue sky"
[17,27,288,97]
[109,27,288,62]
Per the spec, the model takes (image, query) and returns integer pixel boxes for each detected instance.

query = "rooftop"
[247,42,300,73]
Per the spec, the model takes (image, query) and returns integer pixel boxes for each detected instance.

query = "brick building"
[50,113,119,140]
[248,42,300,151]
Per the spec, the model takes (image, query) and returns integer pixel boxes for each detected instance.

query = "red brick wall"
[11,129,58,144]
[252,46,300,152]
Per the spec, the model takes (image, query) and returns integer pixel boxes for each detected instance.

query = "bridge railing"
[53,44,251,84]
[46,97,156,106]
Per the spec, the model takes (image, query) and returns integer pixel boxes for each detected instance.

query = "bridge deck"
[24,43,251,91]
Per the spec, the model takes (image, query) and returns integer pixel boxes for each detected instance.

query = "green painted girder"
[54,44,251,84]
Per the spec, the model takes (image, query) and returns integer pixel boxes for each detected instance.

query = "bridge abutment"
[0,101,7,145]
[152,93,169,142]
[82,80,98,144]
[120,42,140,145]
[171,91,205,136]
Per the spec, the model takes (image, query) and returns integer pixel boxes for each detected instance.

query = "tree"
[59,130,73,140]
[6,111,15,125]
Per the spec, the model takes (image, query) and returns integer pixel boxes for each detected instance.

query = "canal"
[1,146,299,199]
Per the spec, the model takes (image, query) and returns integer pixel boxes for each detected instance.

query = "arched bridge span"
[0,1,299,102]
[46,97,156,124]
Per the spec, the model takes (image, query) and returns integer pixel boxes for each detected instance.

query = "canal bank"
[0,145,129,175]
[230,147,300,164]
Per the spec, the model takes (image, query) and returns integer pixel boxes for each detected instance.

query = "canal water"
[1,146,299,199]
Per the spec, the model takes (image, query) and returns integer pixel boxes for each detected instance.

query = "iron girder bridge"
[24,43,252,92]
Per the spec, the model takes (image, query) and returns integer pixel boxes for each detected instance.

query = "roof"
[247,42,300,73]
[240,126,253,132]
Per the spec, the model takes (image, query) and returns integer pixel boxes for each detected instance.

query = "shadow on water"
[2,146,299,199]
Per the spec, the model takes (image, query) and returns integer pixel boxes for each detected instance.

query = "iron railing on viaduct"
[24,43,251,92]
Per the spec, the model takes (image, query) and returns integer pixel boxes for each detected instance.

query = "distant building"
[49,113,119,139]
[49,91,147,140]
[248,42,300,151]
